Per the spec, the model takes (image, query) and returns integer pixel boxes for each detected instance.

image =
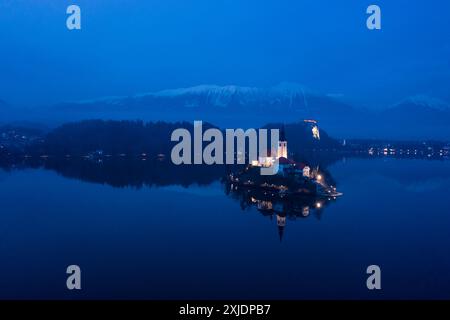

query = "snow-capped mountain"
[384,95,450,124]
[4,86,450,139]
[66,82,316,110]
[30,83,354,136]
[374,95,450,139]
[49,82,356,129]
[390,95,450,112]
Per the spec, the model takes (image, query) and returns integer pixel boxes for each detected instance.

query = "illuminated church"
[277,125,288,159]
[254,125,288,167]
[252,123,314,178]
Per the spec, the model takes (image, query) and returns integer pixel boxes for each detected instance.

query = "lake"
[0,157,449,299]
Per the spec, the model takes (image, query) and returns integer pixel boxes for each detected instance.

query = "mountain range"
[2,83,450,140]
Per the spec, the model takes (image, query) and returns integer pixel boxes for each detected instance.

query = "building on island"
[251,123,311,177]
[277,125,288,159]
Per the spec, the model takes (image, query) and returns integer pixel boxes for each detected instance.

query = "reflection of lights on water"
[302,206,310,217]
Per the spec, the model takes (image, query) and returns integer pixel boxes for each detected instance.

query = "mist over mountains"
[2,83,450,140]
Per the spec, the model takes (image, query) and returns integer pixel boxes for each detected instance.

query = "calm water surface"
[0,158,449,299]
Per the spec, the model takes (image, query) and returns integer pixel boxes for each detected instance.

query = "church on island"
[228,120,342,199]
[251,125,311,178]
[226,121,342,241]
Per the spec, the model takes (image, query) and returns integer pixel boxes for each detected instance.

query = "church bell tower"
[277,125,288,159]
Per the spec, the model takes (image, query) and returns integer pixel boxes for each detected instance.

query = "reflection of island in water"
[221,125,342,240]
[2,156,340,241]
[2,156,226,188]
[0,124,343,241]
[225,182,337,241]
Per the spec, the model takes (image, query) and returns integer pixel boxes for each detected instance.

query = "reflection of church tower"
[277,125,288,159]
[277,214,286,242]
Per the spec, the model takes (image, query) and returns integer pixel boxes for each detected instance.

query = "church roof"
[278,157,307,169]
[279,157,295,165]
[294,162,306,169]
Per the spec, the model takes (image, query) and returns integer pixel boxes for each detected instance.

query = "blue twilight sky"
[0,0,449,108]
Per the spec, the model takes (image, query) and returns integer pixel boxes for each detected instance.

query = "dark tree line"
[26,119,340,157]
